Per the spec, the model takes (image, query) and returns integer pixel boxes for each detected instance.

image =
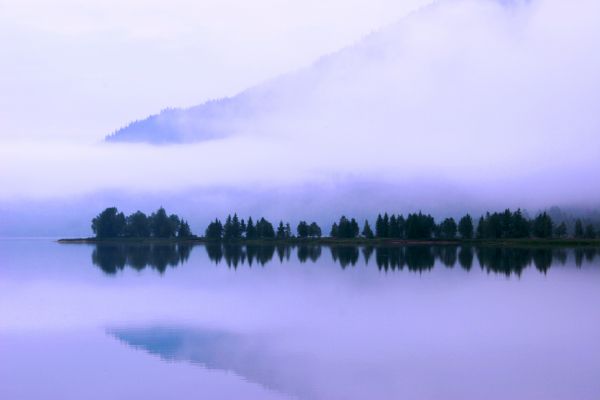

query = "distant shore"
[57,237,600,247]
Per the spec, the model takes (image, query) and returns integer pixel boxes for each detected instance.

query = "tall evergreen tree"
[330,222,339,238]
[389,215,399,238]
[375,214,385,238]
[205,218,223,240]
[177,220,193,238]
[362,220,374,239]
[532,212,553,238]
[276,221,286,239]
[584,224,596,239]
[458,214,474,239]
[246,217,256,239]
[575,219,584,238]
[476,216,486,239]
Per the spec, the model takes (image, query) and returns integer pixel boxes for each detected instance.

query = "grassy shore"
[57,237,600,247]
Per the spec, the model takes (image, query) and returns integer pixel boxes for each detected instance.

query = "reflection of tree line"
[92,244,192,274]
[92,243,600,276]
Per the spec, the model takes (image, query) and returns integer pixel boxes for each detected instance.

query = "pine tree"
[584,224,596,239]
[458,214,474,239]
[276,221,286,239]
[575,219,584,238]
[362,220,374,239]
[330,222,339,238]
[246,217,256,239]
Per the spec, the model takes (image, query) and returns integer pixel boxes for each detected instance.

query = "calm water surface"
[1,239,600,399]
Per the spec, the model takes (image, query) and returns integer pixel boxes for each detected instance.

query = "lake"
[1,239,599,399]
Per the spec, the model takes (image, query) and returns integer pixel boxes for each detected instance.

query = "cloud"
[1,0,599,228]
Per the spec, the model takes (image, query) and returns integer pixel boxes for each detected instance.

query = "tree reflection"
[92,242,600,276]
[92,243,192,274]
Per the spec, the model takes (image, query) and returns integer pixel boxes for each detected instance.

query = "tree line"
[91,242,600,276]
[91,207,597,240]
[91,207,192,238]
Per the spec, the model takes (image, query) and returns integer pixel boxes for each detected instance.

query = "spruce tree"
[246,217,256,239]
[458,214,474,239]
[575,219,584,238]
[362,220,374,239]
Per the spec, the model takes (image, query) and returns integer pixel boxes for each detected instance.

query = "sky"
[0,0,432,142]
[1,0,599,235]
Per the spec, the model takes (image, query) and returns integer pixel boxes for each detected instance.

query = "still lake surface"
[1,239,600,399]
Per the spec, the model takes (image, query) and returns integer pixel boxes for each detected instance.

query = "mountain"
[103,0,499,144]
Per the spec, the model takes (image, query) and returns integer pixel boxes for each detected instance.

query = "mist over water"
[2,239,600,399]
[2,0,600,237]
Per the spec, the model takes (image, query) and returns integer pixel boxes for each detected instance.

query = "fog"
[1,0,599,235]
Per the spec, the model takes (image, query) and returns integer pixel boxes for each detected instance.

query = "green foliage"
[150,207,179,238]
[92,207,126,238]
[575,219,584,238]
[223,214,243,240]
[532,212,553,238]
[297,221,309,238]
[440,217,457,239]
[308,222,322,238]
[476,209,531,239]
[331,216,359,239]
[178,220,193,238]
[405,212,436,240]
[362,220,374,239]
[255,217,275,239]
[205,218,223,239]
[124,211,150,238]
[584,224,596,239]
[554,222,567,238]
[245,217,256,239]
[458,214,473,239]
[92,207,193,238]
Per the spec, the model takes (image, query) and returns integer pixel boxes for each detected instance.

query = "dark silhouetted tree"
[92,207,126,238]
[297,221,309,238]
[532,212,553,238]
[178,220,193,238]
[575,219,584,238]
[245,217,256,239]
[308,222,322,238]
[150,207,178,238]
[440,217,457,239]
[124,211,150,238]
[458,214,473,239]
[554,222,567,238]
[205,218,223,240]
[584,224,596,239]
[362,220,374,239]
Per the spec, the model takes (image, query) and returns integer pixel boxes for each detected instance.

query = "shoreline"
[57,237,600,247]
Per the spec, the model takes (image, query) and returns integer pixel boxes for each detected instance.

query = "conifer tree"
[575,219,584,238]
[246,217,256,239]
[458,214,474,239]
[309,222,322,238]
[362,220,374,239]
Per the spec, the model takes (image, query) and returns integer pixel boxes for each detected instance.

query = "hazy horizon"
[1,0,599,236]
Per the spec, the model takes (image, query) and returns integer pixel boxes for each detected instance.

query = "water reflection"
[91,243,600,276]
[92,243,192,274]
[109,327,300,398]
